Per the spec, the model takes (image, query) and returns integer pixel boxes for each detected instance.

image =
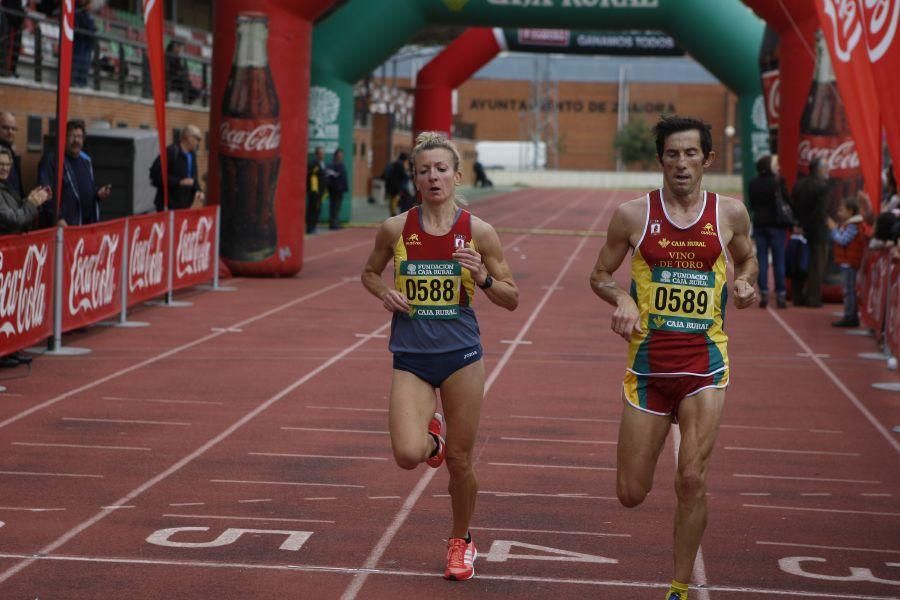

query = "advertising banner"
[172,207,217,290]
[858,249,890,336]
[501,29,683,56]
[143,0,169,209]
[0,230,55,355]
[886,261,900,359]
[126,212,169,306]
[62,220,126,332]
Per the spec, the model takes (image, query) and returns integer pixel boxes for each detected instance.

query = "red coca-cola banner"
[857,248,890,336]
[815,0,882,209]
[143,0,169,209]
[62,221,126,332]
[172,207,216,290]
[0,230,55,355]
[886,261,900,359]
[126,212,168,305]
[856,0,900,185]
[54,0,75,218]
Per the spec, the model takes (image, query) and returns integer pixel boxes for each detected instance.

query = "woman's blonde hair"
[411,131,461,172]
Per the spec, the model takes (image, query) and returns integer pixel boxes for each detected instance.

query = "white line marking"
[743,504,900,516]
[62,418,191,426]
[100,505,134,510]
[740,493,772,496]
[305,498,337,501]
[341,189,613,600]
[0,278,352,431]
[0,506,66,512]
[210,327,243,333]
[767,308,900,453]
[500,436,616,445]
[861,493,893,497]
[476,490,617,500]
[725,446,860,457]
[163,514,334,524]
[511,414,619,424]
[211,479,364,489]
[500,339,532,345]
[0,470,102,479]
[800,493,832,497]
[733,473,880,484]
[757,541,900,554]
[355,333,387,339]
[237,499,272,504]
[471,526,631,538]
[488,462,615,471]
[796,352,829,358]
[721,424,842,434]
[0,319,387,585]
[809,429,843,434]
[103,396,224,406]
[307,405,388,413]
[168,502,204,507]
[249,452,387,461]
[305,239,372,262]
[367,496,401,500]
[0,554,891,599]
[12,442,151,451]
[281,427,389,435]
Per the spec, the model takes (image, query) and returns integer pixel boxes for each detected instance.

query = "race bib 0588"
[397,260,461,320]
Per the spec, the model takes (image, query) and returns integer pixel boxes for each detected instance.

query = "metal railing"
[0,6,211,106]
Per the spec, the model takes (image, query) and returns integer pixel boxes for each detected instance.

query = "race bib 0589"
[648,267,715,333]
[397,260,461,320]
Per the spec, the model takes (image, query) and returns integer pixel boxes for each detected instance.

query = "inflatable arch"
[311,0,768,205]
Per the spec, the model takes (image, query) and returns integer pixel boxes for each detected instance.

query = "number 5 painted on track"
[485,540,617,564]
[146,527,312,551]
[779,557,900,585]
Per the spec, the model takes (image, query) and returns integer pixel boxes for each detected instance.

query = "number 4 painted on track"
[146,527,312,551]
[485,540,617,564]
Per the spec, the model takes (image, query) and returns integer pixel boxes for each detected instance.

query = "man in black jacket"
[748,154,790,308]
[791,157,830,307]
[151,124,205,211]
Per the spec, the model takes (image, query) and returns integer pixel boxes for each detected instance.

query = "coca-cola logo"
[69,235,119,315]
[129,222,165,292]
[219,121,280,154]
[798,138,860,173]
[0,245,49,338]
[857,0,899,61]
[176,217,212,278]
[761,70,780,122]
[823,0,863,62]
[62,0,74,42]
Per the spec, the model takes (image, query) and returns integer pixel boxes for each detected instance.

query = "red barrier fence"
[0,207,220,356]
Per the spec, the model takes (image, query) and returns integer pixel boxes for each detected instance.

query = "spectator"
[748,154,790,308]
[38,118,111,226]
[0,111,22,198]
[828,195,869,327]
[473,155,493,188]
[383,151,412,217]
[166,40,200,105]
[306,145,325,234]
[0,146,50,367]
[883,169,899,213]
[791,157,829,307]
[72,0,97,87]
[150,124,205,211]
[0,0,25,77]
[325,147,348,230]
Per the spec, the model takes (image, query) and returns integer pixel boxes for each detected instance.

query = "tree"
[613,119,656,170]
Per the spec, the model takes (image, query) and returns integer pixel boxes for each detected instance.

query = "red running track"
[0,189,897,599]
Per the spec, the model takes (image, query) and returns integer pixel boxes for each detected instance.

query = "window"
[27,116,43,153]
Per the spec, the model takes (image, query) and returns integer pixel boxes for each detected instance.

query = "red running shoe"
[426,412,445,468]
[444,536,477,580]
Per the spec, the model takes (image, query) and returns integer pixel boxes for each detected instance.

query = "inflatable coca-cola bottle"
[797,30,862,215]
[219,12,281,263]
[759,25,780,153]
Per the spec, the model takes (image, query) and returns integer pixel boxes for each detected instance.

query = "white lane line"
[725,446,860,457]
[61,418,191,427]
[100,505,134,510]
[734,473,881,484]
[861,493,893,497]
[368,496,401,500]
[341,189,613,600]
[511,414,619,424]
[743,504,900,516]
[12,442,151,451]
[0,553,893,599]
[0,471,102,479]
[477,491,617,500]
[281,427,389,435]
[0,277,352,431]
[757,541,900,554]
[307,405,388,413]
[163,514,334,524]
[168,502,204,507]
[767,307,900,453]
[500,339,532,345]
[211,479,364,489]
[721,424,842,434]
[0,506,66,512]
[355,333,387,339]
[800,493,832,497]
[305,498,337,501]
[500,436,616,445]
[305,239,372,262]
[249,452,388,461]
[809,429,843,434]
[210,327,243,333]
[740,493,772,496]
[237,499,272,504]
[488,462,615,471]
[0,319,388,586]
[471,526,631,538]
[103,396,224,406]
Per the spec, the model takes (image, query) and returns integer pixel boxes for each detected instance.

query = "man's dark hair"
[874,211,897,241]
[755,155,773,176]
[66,119,86,135]
[653,115,713,159]
[842,195,860,215]
[398,152,409,161]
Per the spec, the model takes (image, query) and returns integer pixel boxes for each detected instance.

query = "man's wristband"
[478,275,493,290]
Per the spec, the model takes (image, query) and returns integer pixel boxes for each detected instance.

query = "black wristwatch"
[478,275,493,290]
